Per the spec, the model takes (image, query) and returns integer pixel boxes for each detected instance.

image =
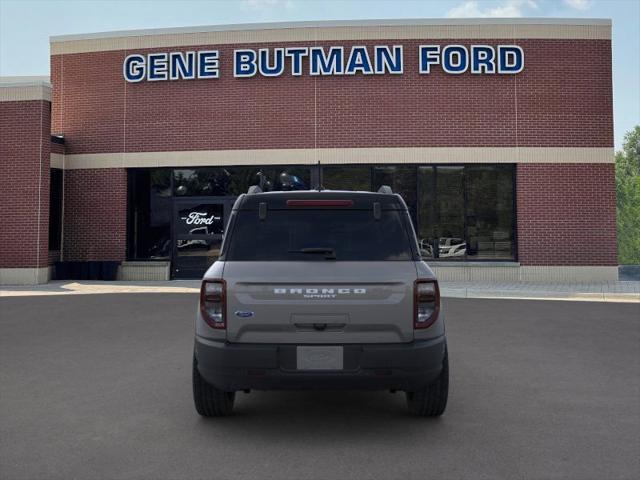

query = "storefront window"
[465,165,515,260]
[127,169,171,260]
[173,169,230,196]
[373,166,417,225]
[173,167,310,196]
[417,166,435,258]
[127,164,515,263]
[434,166,466,260]
[176,238,223,272]
[48,169,63,251]
[416,165,515,261]
[322,166,371,191]
[128,166,311,261]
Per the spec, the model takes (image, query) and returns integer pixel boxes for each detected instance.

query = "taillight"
[200,280,226,329]
[414,279,440,329]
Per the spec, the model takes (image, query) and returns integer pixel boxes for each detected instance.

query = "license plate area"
[296,346,344,371]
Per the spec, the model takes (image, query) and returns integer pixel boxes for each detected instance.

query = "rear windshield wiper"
[288,247,337,260]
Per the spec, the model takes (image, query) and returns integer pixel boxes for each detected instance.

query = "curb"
[1,281,639,303]
[440,288,640,303]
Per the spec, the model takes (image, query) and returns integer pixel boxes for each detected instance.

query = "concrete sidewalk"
[1,280,639,302]
[440,280,640,303]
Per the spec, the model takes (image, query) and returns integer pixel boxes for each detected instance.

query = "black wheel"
[406,347,449,417]
[192,356,235,417]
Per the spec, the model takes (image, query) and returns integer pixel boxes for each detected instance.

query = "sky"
[1,0,638,149]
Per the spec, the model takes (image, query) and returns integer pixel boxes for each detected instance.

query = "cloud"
[563,0,590,10]
[446,0,538,18]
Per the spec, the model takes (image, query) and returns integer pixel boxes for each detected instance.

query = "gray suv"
[193,187,448,416]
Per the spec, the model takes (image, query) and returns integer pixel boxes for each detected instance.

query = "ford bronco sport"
[193,187,448,416]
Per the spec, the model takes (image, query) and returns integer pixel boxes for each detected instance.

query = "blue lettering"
[309,47,344,75]
[470,46,496,74]
[285,47,308,76]
[258,48,285,77]
[169,52,196,80]
[123,44,523,81]
[498,46,524,74]
[442,45,468,74]
[123,54,145,82]
[234,49,257,77]
[197,51,219,79]
[419,45,440,74]
[147,53,168,81]
[374,45,403,74]
[345,46,373,75]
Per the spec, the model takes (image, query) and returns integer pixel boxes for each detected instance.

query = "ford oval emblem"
[234,310,254,318]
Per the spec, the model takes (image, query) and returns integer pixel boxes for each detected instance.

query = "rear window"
[225,209,415,261]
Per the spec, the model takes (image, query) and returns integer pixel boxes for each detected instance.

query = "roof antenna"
[316,160,324,191]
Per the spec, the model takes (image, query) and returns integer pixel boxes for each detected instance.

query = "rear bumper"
[194,335,446,392]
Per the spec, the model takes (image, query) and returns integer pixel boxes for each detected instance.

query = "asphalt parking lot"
[1,294,638,480]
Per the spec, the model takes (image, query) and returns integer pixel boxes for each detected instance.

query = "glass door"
[171,198,234,279]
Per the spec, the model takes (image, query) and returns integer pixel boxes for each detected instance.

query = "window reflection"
[417,166,466,260]
[128,168,171,260]
[176,238,222,272]
[173,167,309,196]
[127,164,516,263]
[417,165,514,261]
[434,166,465,260]
[323,165,371,191]
[373,166,417,226]
[417,167,434,258]
[465,166,514,260]
[48,169,63,251]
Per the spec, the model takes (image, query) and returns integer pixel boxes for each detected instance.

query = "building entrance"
[171,197,235,279]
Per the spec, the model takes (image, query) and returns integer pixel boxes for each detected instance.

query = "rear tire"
[406,347,449,417]
[192,356,235,417]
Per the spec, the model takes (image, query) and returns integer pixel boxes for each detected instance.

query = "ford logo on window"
[234,311,254,318]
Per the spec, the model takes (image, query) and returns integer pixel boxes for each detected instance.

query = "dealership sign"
[123,44,523,82]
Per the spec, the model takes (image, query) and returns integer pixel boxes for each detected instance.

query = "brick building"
[0,18,617,284]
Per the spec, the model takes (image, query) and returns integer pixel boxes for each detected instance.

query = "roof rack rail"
[377,185,393,194]
[247,185,262,194]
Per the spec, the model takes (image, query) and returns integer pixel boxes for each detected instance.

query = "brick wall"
[51,39,613,154]
[517,163,617,266]
[51,141,65,154]
[47,34,615,270]
[62,168,127,261]
[0,100,50,268]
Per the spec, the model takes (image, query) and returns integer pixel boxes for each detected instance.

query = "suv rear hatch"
[220,194,419,344]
